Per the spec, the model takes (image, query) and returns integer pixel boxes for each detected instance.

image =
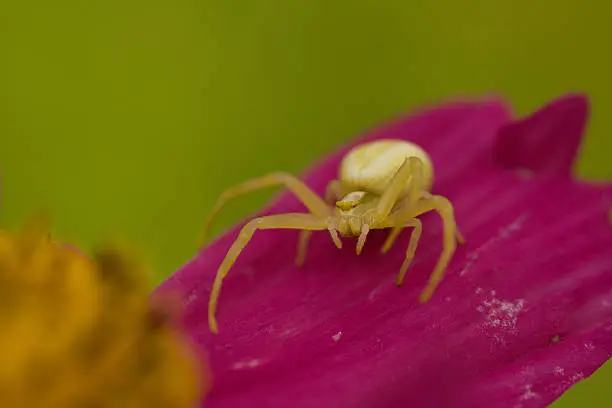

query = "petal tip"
[493,93,590,177]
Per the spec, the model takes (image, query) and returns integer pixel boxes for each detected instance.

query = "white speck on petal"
[182,290,198,307]
[332,331,343,342]
[477,291,525,333]
[368,281,387,300]
[520,385,538,401]
[571,372,585,382]
[499,214,528,238]
[557,371,586,392]
[584,342,595,352]
[231,359,263,370]
[553,366,565,376]
[467,252,479,261]
[562,371,584,388]
[459,256,477,276]
[459,252,479,276]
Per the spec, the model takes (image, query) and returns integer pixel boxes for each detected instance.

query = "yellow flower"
[0,219,208,407]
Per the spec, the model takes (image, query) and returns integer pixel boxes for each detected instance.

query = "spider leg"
[419,191,464,243]
[380,208,423,285]
[371,154,463,300]
[295,229,312,267]
[382,198,463,253]
[456,228,466,244]
[381,226,403,254]
[376,158,426,253]
[200,172,332,247]
[356,224,370,255]
[208,213,328,334]
[409,195,461,303]
[395,219,422,285]
[296,179,344,266]
[375,156,427,220]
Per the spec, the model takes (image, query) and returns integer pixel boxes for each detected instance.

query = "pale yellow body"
[339,140,434,196]
[201,139,464,334]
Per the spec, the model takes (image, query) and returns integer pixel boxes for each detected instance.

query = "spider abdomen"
[339,139,434,196]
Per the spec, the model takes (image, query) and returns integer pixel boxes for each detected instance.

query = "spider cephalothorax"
[201,139,464,334]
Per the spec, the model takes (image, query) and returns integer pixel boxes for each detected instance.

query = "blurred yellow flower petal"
[0,219,209,407]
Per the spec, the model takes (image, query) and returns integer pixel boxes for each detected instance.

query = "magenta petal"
[493,93,589,177]
[155,96,612,408]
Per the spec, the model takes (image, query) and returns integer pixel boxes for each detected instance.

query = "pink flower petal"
[494,93,589,177]
[155,95,612,408]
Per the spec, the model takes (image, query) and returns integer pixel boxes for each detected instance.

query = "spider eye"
[335,201,358,211]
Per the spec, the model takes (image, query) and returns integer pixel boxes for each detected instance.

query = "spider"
[202,139,465,334]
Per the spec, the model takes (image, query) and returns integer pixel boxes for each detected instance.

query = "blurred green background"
[0,0,610,406]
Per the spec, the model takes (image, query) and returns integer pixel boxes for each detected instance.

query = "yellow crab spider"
[202,139,465,334]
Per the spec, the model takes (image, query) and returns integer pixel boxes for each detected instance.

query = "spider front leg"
[199,172,332,247]
[411,195,462,303]
[382,206,464,253]
[375,156,428,255]
[381,226,403,254]
[377,158,463,249]
[380,204,424,284]
[208,213,328,334]
[395,219,422,285]
[374,157,464,301]
[375,156,428,222]
[295,179,344,266]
